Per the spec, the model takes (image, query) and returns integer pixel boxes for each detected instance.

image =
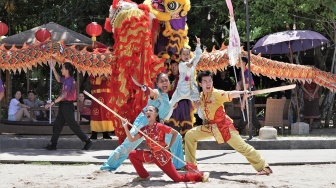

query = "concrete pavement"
[0,127,335,166]
[0,134,336,166]
[1,134,336,150]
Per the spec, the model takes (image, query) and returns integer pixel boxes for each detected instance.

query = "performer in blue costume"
[101,73,185,171]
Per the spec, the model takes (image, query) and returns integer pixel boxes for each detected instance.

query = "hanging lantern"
[35,28,52,42]
[86,22,102,42]
[0,21,9,39]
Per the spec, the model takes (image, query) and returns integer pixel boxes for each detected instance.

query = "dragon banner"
[0,0,335,132]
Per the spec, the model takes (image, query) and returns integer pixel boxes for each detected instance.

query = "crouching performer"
[101,73,185,171]
[185,71,273,175]
[122,105,209,182]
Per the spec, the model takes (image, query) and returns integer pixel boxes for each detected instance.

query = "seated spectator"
[8,90,36,121]
[23,90,47,121]
[74,93,91,121]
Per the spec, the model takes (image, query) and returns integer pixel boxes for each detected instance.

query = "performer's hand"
[122,119,128,128]
[193,101,200,109]
[203,119,209,125]
[48,60,55,68]
[173,102,178,109]
[243,90,251,97]
[165,146,171,151]
[196,37,201,45]
[45,103,53,109]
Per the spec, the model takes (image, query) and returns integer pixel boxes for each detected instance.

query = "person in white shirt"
[164,38,202,120]
[8,90,36,121]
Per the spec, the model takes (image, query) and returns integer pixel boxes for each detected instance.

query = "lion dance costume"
[103,0,191,144]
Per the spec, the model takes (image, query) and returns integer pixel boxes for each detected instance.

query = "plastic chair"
[260,98,287,135]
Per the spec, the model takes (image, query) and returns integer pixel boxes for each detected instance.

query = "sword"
[251,84,296,96]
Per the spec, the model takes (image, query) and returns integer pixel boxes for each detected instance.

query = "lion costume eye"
[166,1,180,11]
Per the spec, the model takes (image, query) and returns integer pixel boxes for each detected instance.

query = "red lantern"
[0,21,9,37]
[35,28,52,42]
[86,22,102,42]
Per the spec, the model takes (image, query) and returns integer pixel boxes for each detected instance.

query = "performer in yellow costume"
[89,76,115,140]
[184,71,273,175]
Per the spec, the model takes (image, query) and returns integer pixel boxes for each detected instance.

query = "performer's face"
[180,49,190,62]
[61,65,68,76]
[199,76,213,94]
[157,74,170,93]
[145,106,158,122]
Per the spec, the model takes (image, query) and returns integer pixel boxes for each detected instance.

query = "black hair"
[27,90,37,95]
[241,56,248,64]
[13,90,24,104]
[197,71,214,92]
[147,105,160,122]
[197,70,213,83]
[156,72,168,83]
[63,62,74,76]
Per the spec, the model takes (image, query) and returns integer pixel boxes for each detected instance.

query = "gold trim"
[91,89,111,94]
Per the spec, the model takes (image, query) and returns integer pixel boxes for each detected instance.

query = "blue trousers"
[100,128,185,171]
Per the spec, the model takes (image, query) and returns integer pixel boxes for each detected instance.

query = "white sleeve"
[192,45,202,67]
[10,99,20,106]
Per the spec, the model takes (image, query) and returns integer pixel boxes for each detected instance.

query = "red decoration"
[35,28,52,42]
[86,22,102,41]
[0,21,9,37]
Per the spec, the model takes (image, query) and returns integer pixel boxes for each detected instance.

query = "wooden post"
[76,71,80,125]
[0,70,2,122]
[26,70,30,92]
[5,70,10,104]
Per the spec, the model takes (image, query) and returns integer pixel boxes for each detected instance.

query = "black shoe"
[90,131,97,140]
[103,132,112,139]
[83,139,93,150]
[45,144,57,150]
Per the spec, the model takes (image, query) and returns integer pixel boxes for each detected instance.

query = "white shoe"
[202,172,210,182]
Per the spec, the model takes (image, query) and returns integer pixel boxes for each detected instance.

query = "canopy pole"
[49,59,52,124]
[245,0,253,139]
[0,70,2,122]
[26,70,30,92]
[76,71,80,125]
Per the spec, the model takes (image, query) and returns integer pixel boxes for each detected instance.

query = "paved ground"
[0,149,335,188]
[0,126,335,187]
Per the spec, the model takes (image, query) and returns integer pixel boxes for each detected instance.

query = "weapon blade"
[251,84,296,96]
